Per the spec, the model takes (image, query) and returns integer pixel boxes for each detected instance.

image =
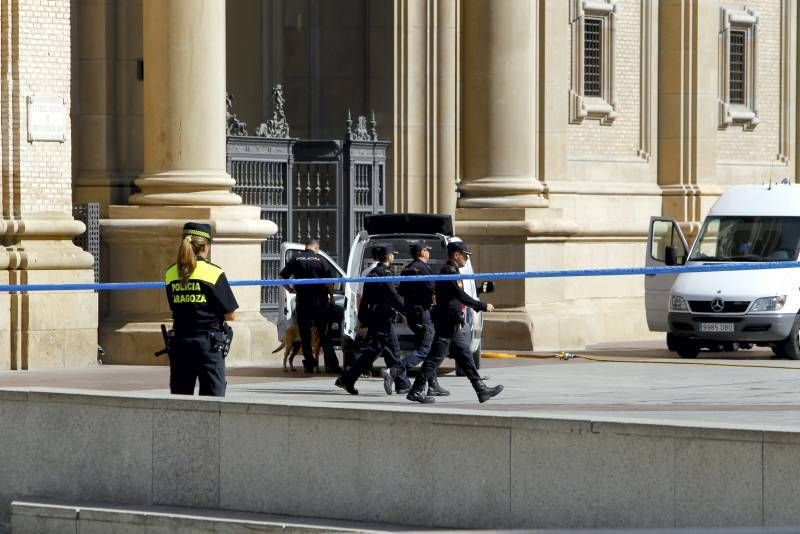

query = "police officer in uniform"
[164,222,238,397]
[396,241,448,396]
[335,244,406,395]
[279,238,342,374]
[406,241,503,404]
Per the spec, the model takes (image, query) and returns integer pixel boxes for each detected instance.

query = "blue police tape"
[0,260,798,292]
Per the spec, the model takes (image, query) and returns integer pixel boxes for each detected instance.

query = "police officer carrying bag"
[163,222,238,397]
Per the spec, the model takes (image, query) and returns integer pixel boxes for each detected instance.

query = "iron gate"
[226,88,388,319]
[72,202,100,283]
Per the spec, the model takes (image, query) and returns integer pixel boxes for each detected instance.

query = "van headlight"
[670,295,689,311]
[750,296,786,312]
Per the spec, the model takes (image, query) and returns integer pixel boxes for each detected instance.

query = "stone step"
[10,500,414,533]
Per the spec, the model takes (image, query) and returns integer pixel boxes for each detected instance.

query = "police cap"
[373,243,394,259]
[446,241,471,255]
[182,222,212,242]
[409,241,432,258]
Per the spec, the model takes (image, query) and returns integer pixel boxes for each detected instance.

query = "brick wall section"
[568,0,641,158]
[13,0,73,215]
[717,0,782,163]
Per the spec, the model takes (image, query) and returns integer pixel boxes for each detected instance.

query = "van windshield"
[689,216,800,262]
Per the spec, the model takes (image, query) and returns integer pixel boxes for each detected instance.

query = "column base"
[456,207,659,352]
[99,205,280,366]
[457,176,547,208]
[99,311,277,366]
[10,269,98,369]
[481,301,661,352]
[1,214,97,369]
[129,171,242,206]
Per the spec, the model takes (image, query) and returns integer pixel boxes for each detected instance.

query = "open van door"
[460,256,482,356]
[277,242,347,341]
[645,217,689,331]
[342,230,370,343]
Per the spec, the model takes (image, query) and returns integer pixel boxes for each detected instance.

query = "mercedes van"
[646,183,800,358]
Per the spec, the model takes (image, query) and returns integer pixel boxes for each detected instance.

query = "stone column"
[392,0,459,216]
[435,0,458,215]
[101,0,278,365]
[73,0,144,212]
[658,0,720,235]
[0,0,97,368]
[458,0,544,208]
[455,0,561,351]
[130,0,239,206]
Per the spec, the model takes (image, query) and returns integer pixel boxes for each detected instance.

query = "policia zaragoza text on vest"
[164,223,238,397]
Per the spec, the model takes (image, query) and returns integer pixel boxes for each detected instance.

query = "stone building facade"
[0,0,796,369]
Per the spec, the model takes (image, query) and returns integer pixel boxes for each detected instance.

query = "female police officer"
[164,222,238,397]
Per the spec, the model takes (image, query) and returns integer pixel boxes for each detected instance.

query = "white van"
[646,183,800,359]
[276,213,494,370]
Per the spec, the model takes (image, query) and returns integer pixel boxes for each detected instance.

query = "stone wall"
[14,0,73,214]
[717,0,783,166]
[0,0,96,369]
[567,0,642,159]
[2,389,800,530]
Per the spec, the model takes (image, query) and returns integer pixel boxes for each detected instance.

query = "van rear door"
[343,230,370,342]
[645,217,689,331]
[460,256,482,355]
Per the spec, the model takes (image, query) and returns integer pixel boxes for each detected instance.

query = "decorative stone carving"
[255,84,290,138]
[225,92,248,136]
[346,109,378,141]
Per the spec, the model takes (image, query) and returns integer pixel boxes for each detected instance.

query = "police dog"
[273,324,322,372]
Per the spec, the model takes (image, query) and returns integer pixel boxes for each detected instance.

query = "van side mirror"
[665,245,680,266]
[477,280,495,294]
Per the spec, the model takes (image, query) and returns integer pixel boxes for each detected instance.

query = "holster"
[154,324,175,358]
[209,323,234,358]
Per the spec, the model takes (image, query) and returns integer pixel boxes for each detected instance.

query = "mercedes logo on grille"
[711,298,725,312]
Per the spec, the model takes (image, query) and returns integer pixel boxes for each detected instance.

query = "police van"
[646,183,800,358]
[278,213,493,368]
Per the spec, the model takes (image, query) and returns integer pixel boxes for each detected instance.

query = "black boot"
[473,381,503,403]
[335,376,359,395]
[395,367,411,394]
[406,375,434,404]
[427,376,450,397]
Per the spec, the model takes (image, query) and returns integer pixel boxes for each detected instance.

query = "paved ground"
[3,340,800,432]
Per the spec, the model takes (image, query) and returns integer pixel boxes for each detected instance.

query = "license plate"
[699,323,734,333]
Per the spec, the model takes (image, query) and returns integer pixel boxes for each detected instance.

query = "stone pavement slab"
[2,341,799,431]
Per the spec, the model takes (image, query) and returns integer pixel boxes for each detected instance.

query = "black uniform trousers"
[169,334,226,397]
[395,306,434,389]
[295,297,339,371]
[403,306,434,369]
[419,323,481,384]
[340,322,401,385]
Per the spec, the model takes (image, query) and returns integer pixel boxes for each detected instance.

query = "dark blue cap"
[373,243,394,259]
[182,222,212,242]
[410,241,431,258]
[446,241,471,255]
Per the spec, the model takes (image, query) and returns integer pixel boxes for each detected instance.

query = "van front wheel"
[778,316,800,360]
[668,333,699,358]
[676,344,700,359]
